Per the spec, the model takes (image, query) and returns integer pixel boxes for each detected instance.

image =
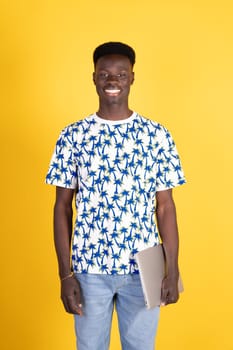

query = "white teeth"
[105,89,120,93]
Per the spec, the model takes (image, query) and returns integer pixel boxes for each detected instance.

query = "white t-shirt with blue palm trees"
[46,112,186,275]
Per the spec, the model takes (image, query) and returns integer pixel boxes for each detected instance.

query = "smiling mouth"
[104,88,121,96]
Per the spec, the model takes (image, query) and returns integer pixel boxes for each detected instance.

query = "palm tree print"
[46,112,186,274]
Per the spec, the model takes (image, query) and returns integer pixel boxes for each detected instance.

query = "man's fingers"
[168,293,179,304]
[61,294,83,315]
[160,276,180,306]
[61,277,83,315]
[160,287,179,306]
[160,284,169,306]
[66,295,83,315]
[62,296,70,313]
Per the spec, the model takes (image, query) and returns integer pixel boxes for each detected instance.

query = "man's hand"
[160,275,179,306]
[61,276,83,315]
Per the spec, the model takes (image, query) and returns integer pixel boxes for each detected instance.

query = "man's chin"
[101,96,122,105]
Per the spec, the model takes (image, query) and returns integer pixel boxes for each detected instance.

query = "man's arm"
[54,186,83,315]
[155,188,180,306]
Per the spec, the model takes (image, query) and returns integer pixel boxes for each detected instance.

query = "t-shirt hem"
[73,270,140,275]
[45,180,77,189]
[156,179,186,192]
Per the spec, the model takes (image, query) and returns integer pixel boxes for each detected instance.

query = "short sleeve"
[45,125,78,189]
[156,128,186,191]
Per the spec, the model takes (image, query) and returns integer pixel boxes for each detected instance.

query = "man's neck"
[96,105,133,121]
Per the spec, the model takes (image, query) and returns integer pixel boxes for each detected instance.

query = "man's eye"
[99,73,108,79]
[119,73,127,78]
[97,72,128,80]
[115,73,127,79]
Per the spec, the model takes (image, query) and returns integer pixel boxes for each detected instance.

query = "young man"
[46,42,186,350]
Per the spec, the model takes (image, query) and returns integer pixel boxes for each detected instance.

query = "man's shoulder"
[60,114,96,135]
[136,113,168,134]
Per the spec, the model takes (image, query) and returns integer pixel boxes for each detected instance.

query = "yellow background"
[1,0,233,349]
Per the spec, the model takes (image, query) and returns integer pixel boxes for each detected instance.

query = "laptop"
[135,244,184,309]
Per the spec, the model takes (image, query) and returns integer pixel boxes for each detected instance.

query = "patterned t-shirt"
[46,112,186,274]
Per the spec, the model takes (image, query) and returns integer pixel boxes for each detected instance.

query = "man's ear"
[93,72,96,85]
[131,72,135,85]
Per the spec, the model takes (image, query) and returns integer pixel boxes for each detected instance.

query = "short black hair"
[93,42,136,66]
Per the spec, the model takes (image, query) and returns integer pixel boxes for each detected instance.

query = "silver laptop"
[135,244,184,309]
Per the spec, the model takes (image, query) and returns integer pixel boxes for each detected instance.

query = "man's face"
[93,54,134,106]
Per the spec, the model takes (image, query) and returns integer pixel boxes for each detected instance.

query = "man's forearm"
[156,197,179,278]
[54,201,73,279]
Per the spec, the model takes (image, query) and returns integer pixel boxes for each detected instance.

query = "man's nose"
[106,74,119,82]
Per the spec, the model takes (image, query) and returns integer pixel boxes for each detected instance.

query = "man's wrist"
[165,264,179,278]
[60,271,74,281]
[165,269,179,281]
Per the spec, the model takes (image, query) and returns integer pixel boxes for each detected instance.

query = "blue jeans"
[74,273,160,350]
